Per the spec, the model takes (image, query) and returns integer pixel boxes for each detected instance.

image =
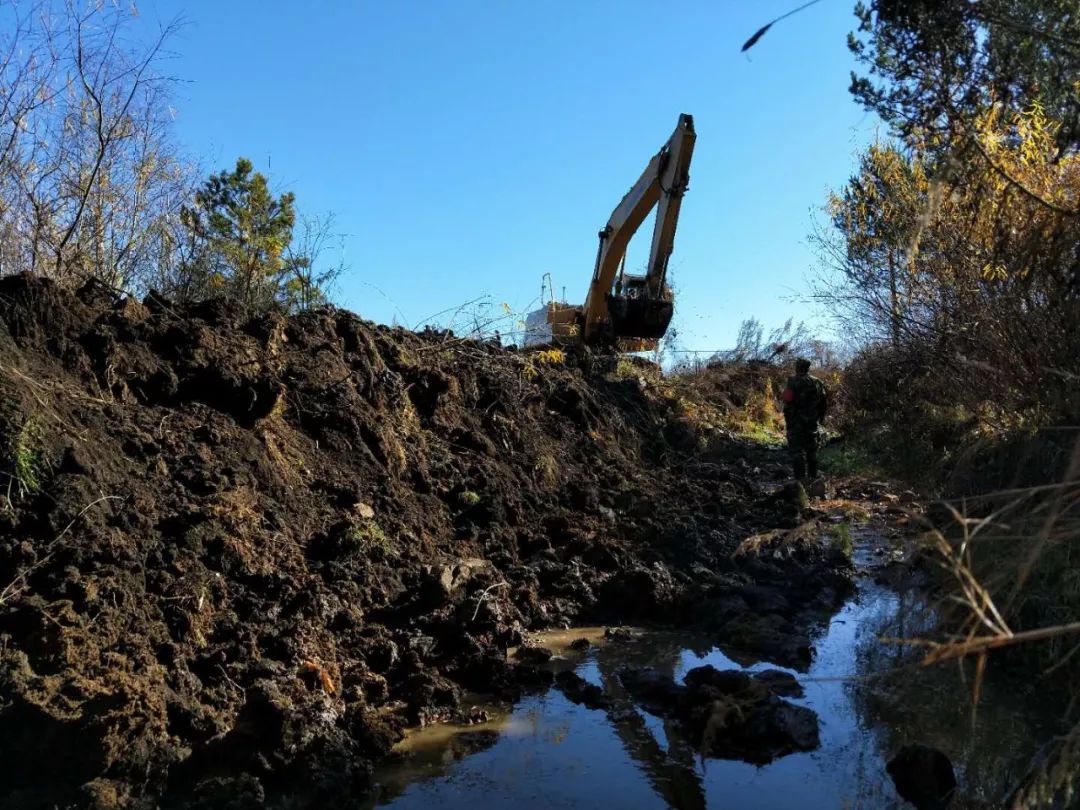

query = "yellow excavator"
[526,113,696,352]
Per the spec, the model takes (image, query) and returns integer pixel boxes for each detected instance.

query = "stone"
[777,481,810,508]
[422,558,490,602]
[513,644,553,665]
[683,666,760,696]
[354,501,376,520]
[617,666,685,713]
[554,670,611,710]
[887,745,957,810]
[620,663,822,764]
[753,669,804,698]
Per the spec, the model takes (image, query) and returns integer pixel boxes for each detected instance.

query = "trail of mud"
[0,275,854,809]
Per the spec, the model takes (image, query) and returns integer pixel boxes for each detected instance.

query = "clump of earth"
[0,275,854,808]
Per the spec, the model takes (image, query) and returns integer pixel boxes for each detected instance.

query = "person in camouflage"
[782,358,828,482]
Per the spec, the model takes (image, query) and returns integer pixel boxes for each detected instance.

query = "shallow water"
[364,538,1062,809]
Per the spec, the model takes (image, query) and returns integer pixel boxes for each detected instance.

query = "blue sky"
[142,0,876,353]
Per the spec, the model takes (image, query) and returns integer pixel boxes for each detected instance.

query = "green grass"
[829,522,854,558]
[819,443,885,478]
[458,490,481,507]
[344,520,392,556]
[736,422,785,446]
[614,358,637,379]
[8,415,46,499]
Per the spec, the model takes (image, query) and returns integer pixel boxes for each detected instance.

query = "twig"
[0,495,123,606]
[217,664,244,696]
[471,582,508,622]
[889,621,1080,666]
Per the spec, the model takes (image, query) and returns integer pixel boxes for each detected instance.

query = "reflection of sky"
[373,560,1059,809]
[682,585,904,809]
[377,690,669,809]
[374,584,908,809]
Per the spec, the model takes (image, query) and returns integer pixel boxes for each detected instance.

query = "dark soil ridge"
[0,275,852,809]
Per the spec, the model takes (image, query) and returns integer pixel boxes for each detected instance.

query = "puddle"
[364,535,1064,809]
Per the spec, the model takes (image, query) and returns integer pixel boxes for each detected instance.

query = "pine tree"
[179,158,297,311]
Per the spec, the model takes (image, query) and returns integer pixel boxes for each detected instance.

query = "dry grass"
[899,438,1080,807]
[911,452,1080,670]
[662,361,787,442]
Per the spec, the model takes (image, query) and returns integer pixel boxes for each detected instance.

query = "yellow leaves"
[521,348,565,380]
[833,138,930,248]
[825,191,844,219]
[534,348,565,366]
[974,99,1079,212]
[830,98,1080,323]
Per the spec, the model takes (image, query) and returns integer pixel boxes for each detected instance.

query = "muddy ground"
[0,276,857,809]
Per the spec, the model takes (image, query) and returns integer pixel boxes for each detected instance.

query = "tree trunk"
[889,249,901,347]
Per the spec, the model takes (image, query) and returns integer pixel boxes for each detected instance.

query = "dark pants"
[787,434,818,481]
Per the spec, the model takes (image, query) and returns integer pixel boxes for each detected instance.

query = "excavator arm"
[581,113,696,343]
[523,113,696,350]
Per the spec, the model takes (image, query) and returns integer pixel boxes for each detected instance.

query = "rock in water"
[554,671,611,710]
[777,481,809,508]
[513,644,553,665]
[887,745,957,810]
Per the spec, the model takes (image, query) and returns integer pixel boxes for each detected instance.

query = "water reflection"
[365,544,1064,809]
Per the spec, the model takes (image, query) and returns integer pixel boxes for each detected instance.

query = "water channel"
[363,536,1062,809]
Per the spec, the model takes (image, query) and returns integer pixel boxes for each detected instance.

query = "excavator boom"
[582,113,695,343]
[525,114,696,350]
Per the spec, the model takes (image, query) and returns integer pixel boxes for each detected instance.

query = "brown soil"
[0,275,853,809]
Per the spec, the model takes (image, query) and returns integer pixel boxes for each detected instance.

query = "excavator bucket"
[607,294,674,340]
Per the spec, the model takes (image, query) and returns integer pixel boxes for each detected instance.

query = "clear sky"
[140,0,877,353]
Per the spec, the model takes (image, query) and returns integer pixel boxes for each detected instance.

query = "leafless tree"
[0,0,191,291]
[282,211,349,311]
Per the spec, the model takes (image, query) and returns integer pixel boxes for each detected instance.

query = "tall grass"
[909,437,1080,806]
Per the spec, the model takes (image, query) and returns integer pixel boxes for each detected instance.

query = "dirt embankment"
[0,275,852,809]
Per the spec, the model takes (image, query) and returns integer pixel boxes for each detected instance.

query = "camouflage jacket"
[782,373,827,435]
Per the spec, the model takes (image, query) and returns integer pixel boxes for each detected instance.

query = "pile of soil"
[0,275,851,808]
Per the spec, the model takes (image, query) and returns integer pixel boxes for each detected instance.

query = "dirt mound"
[0,275,850,808]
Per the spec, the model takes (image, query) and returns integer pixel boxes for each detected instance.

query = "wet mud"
[0,276,858,809]
[365,526,1066,810]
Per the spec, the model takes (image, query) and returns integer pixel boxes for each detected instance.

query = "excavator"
[526,113,696,352]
